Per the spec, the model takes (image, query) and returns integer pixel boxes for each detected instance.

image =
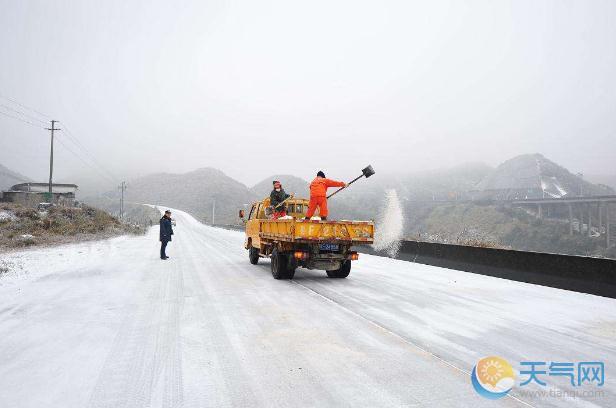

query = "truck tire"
[249,246,260,265]
[326,260,351,278]
[271,248,292,280]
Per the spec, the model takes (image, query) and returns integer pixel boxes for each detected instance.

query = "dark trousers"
[160,240,169,258]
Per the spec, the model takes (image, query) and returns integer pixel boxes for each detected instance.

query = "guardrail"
[209,224,616,298]
[358,241,616,299]
[212,224,244,232]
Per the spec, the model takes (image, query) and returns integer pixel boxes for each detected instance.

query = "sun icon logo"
[471,356,515,399]
[480,359,505,383]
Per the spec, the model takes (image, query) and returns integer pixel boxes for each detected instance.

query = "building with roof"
[1,183,78,206]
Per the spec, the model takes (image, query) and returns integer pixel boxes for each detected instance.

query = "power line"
[0,92,50,128]
[0,93,52,121]
[0,107,113,184]
[59,123,119,183]
[0,92,119,187]
[55,136,117,185]
[0,109,46,128]
[0,103,49,126]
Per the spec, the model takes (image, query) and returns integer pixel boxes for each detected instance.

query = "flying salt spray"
[373,189,404,258]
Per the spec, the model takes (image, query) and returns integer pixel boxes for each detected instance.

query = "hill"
[474,154,613,199]
[90,168,257,225]
[0,163,31,191]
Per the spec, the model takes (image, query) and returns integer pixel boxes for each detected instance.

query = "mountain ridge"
[0,163,32,191]
[474,153,613,199]
[82,154,613,225]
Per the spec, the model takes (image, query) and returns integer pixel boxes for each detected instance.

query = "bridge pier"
[568,204,573,235]
[608,204,612,248]
[579,206,584,235]
[507,196,616,245]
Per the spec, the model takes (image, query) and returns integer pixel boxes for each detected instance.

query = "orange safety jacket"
[309,177,345,197]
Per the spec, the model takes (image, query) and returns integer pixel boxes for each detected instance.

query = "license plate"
[320,243,339,251]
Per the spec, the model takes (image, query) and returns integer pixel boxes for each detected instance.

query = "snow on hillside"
[475,153,613,199]
[540,176,568,198]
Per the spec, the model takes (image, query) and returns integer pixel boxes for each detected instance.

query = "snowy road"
[1,209,614,408]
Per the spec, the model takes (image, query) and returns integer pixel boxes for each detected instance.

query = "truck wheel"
[326,260,351,278]
[271,248,291,280]
[249,246,260,264]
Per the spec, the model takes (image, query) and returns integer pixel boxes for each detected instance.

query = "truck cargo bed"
[259,219,374,244]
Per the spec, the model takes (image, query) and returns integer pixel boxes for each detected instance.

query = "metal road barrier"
[358,241,616,299]
[212,224,245,232]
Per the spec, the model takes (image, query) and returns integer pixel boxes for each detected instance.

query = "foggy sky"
[1,0,615,188]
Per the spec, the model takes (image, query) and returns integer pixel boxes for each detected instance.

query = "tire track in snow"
[184,224,345,407]
[176,221,260,407]
[88,250,184,408]
[187,223,433,407]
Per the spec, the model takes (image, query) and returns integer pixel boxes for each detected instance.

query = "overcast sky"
[0,0,614,188]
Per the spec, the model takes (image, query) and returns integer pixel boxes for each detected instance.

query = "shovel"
[327,165,375,199]
[273,193,295,209]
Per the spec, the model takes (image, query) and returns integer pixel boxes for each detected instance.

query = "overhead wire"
[0,93,52,121]
[59,123,119,183]
[55,136,117,185]
[0,109,46,129]
[0,92,119,186]
[0,103,49,126]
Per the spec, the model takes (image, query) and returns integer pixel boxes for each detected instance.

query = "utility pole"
[119,182,127,219]
[45,120,61,195]
[212,199,216,225]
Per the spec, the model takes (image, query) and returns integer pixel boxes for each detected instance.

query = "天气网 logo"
[471,356,516,399]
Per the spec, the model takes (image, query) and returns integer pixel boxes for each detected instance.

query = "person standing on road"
[159,210,174,260]
[305,171,345,221]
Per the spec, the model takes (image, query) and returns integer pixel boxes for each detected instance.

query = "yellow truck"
[240,197,374,279]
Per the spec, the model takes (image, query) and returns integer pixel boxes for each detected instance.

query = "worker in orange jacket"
[305,171,346,221]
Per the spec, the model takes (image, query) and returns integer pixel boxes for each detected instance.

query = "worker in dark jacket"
[159,210,174,259]
[270,180,290,219]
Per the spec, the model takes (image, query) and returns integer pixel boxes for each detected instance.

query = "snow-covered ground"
[0,208,614,408]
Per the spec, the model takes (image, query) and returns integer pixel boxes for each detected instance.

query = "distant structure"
[1,182,78,206]
[471,154,613,200]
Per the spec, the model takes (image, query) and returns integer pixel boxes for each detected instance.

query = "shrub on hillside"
[0,203,143,250]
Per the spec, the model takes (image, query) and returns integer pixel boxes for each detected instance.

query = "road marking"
[291,279,535,407]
